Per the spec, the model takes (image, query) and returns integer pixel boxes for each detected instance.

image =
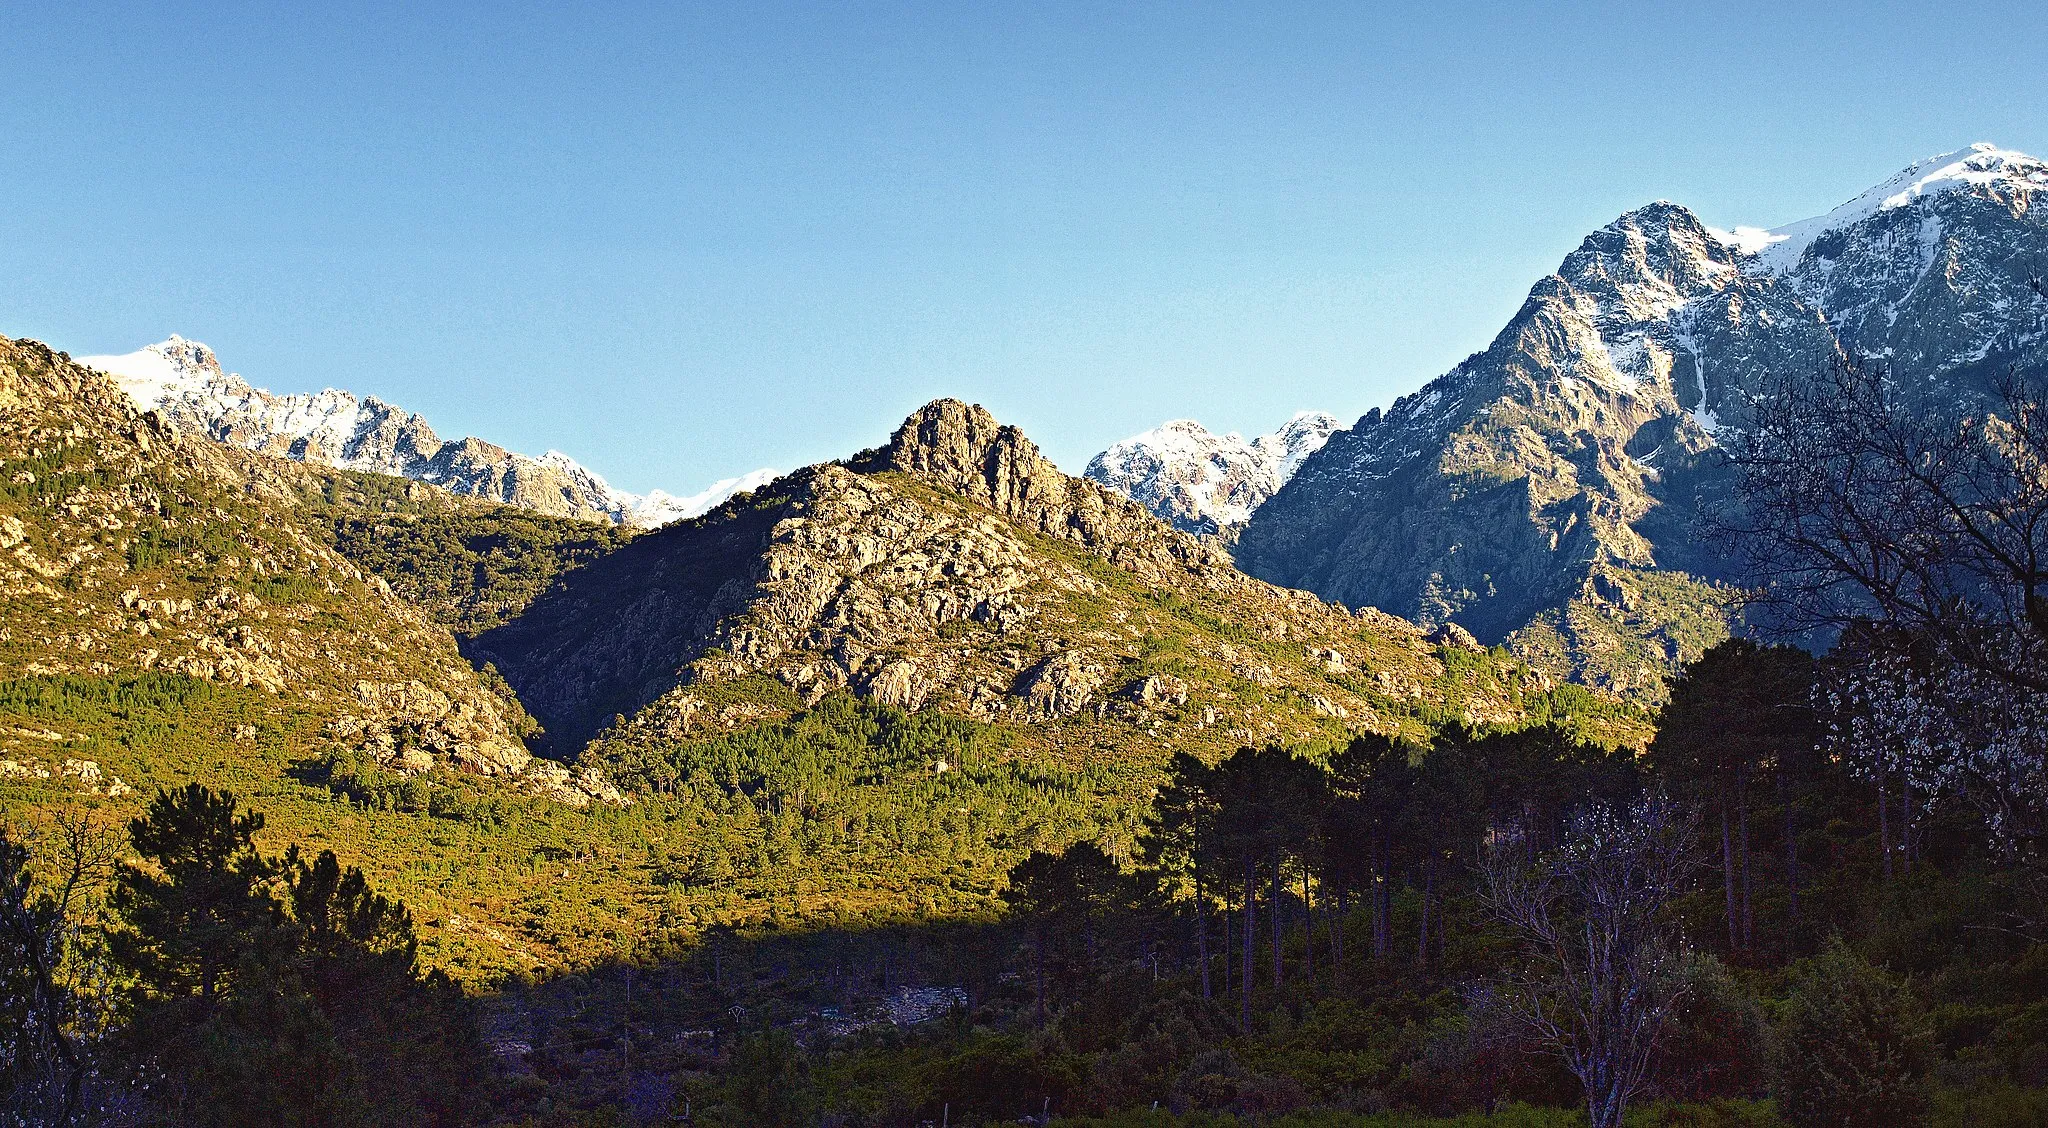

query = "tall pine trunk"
[1417,857,1434,965]
[1241,855,1255,1031]
[1877,773,1893,881]
[1376,860,1392,959]
[1720,799,1738,951]
[1778,770,1800,936]
[1738,767,1753,950]
[1222,903,1231,992]
[1899,783,1910,872]
[1300,868,1315,986]
[1271,848,1284,991]
[1197,869,1211,999]
[1330,888,1344,985]
[1372,837,1390,958]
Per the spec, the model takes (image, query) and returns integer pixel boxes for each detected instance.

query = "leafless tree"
[1,811,126,1126]
[1729,354,2048,869]
[1480,796,1699,1128]
[1729,355,2048,692]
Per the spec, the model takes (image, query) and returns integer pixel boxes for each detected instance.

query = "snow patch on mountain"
[1715,143,2048,277]
[78,336,773,528]
[626,468,786,527]
[1085,411,1341,534]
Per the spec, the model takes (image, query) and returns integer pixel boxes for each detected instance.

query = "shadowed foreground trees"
[2,785,488,1127]
[9,634,2048,1124]
[1651,641,1817,955]
[111,785,487,1127]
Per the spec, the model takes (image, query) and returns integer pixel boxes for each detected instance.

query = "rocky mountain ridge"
[78,336,777,528]
[468,398,1607,764]
[1237,143,2048,696]
[0,335,618,804]
[1085,411,1341,535]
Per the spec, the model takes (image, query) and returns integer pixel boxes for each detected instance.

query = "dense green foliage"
[323,507,634,636]
[1,785,489,1125]
[586,691,1153,912]
[505,640,2046,1126]
[1771,938,1932,1127]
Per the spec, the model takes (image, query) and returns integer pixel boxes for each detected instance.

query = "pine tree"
[1774,938,1932,1128]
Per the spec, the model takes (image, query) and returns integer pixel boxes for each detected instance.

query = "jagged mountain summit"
[77,335,776,528]
[1084,411,1341,535]
[1237,143,2048,697]
[467,398,1585,762]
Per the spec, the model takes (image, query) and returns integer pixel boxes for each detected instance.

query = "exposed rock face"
[76,336,776,528]
[335,679,533,777]
[1085,412,1341,535]
[474,398,1582,761]
[0,336,618,805]
[862,658,939,710]
[1238,144,2048,697]
[854,399,1257,585]
[1016,650,1107,719]
[858,399,1179,557]
[1123,673,1189,709]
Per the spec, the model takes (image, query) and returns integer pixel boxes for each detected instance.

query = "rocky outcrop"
[861,658,941,710]
[854,399,1247,585]
[476,399,1575,763]
[334,679,532,775]
[1015,650,1107,718]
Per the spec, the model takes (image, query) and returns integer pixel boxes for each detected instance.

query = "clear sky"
[3,2,2043,494]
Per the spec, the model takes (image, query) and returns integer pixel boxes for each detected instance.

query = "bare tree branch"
[1479,795,1700,1128]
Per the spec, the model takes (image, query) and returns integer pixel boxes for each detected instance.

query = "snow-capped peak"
[76,335,777,529]
[1086,411,1341,534]
[1263,411,1343,482]
[626,467,785,527]
[1711,143,2047,275]
[78,334,238,411]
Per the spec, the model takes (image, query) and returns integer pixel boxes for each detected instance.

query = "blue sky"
[3,2,2043,493]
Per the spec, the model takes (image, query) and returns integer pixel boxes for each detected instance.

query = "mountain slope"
[0,335,629,797]
[1237,143,2048,696]
[1085,411,1341,535]
[78,336,777,528]
[469,399,1629,761]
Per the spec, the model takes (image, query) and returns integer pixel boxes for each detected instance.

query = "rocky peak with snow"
[1084,411,1341,535]
[1719,143,2046,273]
[77,337,776,528]
[1237,143,2048,697]
[1721,143,2048,381]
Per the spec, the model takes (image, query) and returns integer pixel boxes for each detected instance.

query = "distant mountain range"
[1083,412,1340,536]
[1221,142,2048,695]
[65,143,2048,701]
[77,336,776,528]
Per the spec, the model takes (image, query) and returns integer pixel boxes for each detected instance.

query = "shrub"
[1772,938,1931,1128]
